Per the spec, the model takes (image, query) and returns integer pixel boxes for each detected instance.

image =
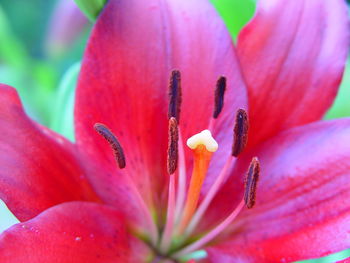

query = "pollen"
[186,130,218,152]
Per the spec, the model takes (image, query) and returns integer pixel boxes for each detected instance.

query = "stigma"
[186,130,218,152]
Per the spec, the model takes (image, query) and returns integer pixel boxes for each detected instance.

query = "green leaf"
[325,59,350,119]
[51,62,80,141]
[211,0,256,41]
[74,0,107,22]
[0,5,29,68]
[295,248,350,263]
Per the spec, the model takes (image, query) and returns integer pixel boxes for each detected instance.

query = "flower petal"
[0,202,151,262]
[0,84,98,221]
[207,118,350,262]
[338,258,350,263]
[76,0,247,206]
[237,0,350,147]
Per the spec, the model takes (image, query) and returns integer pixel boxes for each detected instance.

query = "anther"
[167,117,179,175]
[244,157,260,209]
[213,76,226,119]
[232,108,249,157]
[168,70,182,123]
[94,123,126,169]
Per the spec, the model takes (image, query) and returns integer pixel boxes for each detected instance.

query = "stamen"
[168,70,182,123]
[173,200,245,259]
[159,118,178,253]
[94,123,159,245]
[174,158,260,258]
[94,123,126,168]
[213,76,226,119]
[232,109,249,157]
[167,117,179,175]
[178,130,218,233]
[244,157,260,209]
[174,128,187,223]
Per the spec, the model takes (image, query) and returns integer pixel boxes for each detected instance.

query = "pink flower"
[0,0,349,262]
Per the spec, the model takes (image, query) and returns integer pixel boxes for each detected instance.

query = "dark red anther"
[232,108,249,157]
[213,76,226,119]
[167,117,179,175]
[244,157,260,209]
[168,70,182,123]
[94,123,126,169]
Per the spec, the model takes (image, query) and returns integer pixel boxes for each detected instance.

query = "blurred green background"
[0,0,349,262]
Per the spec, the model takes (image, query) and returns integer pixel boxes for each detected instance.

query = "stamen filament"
[126,175,159,246]
[174,128,187,223]
[173,199,245,259]
[159,175,176,253]
[178,145,213,233]
[184,156,236,238]
[207,118,214,132]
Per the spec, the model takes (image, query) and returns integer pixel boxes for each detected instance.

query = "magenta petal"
[207,118,350,262]
[0,85,99,221]
[238,0,350,147]
[76,0,247,206]
[0,202,151,262]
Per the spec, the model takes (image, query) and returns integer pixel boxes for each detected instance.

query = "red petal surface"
[0,85,98,221]
[237,0,350,147]
[207,119,350,262]
[0,202,151,263]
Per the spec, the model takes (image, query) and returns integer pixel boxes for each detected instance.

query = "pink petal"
[75,0,247,207]
[0,201,151,262]
[237,0,350,147]
[0,84,98,221]
[207,118,350,262]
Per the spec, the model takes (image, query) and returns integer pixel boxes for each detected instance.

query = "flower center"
[94,70,260,262]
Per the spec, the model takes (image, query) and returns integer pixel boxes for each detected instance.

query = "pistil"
[184,108,249,237]
[178,130,218,233]
[184,156,236,238]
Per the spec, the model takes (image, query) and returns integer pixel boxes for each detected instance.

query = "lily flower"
[0,0,349,262]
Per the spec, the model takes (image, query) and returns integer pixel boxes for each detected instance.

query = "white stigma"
[186,130,218,152]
